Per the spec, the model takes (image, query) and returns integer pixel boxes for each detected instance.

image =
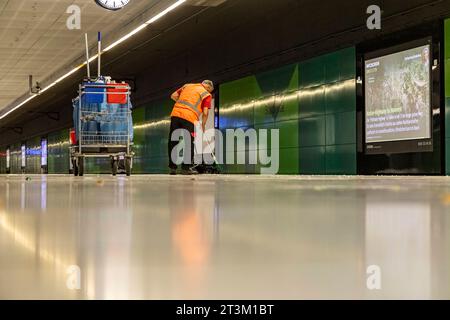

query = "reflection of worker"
[169,184,212,296]
[168,80,214,175]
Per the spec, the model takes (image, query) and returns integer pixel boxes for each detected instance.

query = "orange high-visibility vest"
[171,84,211,124]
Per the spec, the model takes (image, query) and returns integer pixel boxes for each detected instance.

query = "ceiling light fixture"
[0,0,187,120]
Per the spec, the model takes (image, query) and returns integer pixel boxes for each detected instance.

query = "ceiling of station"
[0,0,173,112]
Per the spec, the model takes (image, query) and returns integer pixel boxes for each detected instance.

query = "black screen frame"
[363,37,434,155]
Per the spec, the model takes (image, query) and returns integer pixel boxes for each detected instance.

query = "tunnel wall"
[1,18,449,176]
[132,99,172,174]
[48,129,70,174]
[27,45,356,176]
[219,48,357,175]
[446,19,450,175]
[25,137,41,174]
[9,143,22,174]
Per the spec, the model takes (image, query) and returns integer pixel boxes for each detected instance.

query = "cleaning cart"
[70,32,134,176]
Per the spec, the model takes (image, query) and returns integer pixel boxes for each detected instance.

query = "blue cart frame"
[70,82,134,176]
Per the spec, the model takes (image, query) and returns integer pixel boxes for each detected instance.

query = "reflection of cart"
[70,82,134,176]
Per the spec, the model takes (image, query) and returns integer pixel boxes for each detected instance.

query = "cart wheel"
[78,157,84,177]
[125,157,132,176]
[112,160,118,176]
[73,159,79,176]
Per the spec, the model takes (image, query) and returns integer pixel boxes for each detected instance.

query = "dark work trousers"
[168,116,195,170]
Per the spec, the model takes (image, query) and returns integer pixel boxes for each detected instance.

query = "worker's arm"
[201,96,212,132]
[202,107,209,132]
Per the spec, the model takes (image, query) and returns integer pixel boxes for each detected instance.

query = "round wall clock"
[95,0,131,11]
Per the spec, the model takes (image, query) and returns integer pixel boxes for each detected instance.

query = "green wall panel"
[219,46,356,175]
[299,116,326,147]
[277,119,299,149]
[48,129,70,174]
[326,111,357,145]
[0,148,6,174]
[300,56,325,88]
[255,123,274,151]
[132,98,173,174]
[145,157,169,174]
[299,146,326,174]
[336,47,357,81]
[10,143,22,174]
[25,136,41,174]
[272,91,299,123]
[3,48,357,176]
[324,51,341,84]
[299,86,325,119]
[325,144,357,175]
[132,107,148,174]
[223,151,256,174]
[256,64,298,96]
[278,148,300,174]
[255,64,299,124]
[85,158,110,174]
[445,59,450,99]
[220,76,261,106]
[220,76,259,129]
[325,81,356,114]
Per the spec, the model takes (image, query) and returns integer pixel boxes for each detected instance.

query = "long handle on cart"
[97,32,102,78]
[84,33,91,79]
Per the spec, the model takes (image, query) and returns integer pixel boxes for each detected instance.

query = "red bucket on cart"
[107,82,129,104]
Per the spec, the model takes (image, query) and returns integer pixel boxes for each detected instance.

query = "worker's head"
[202,80,214,93]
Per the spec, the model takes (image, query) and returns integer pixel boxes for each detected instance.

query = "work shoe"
[181,167,199,175]
[169,168,177,175]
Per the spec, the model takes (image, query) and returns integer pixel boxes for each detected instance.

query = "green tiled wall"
[0,98,173,175]
[220,63,300,174]
[1,48,356,176]
[9,143,22,174]
[219,47,357,175]
[45,101,172,175]
[48,129,70,174]
[0,148,6,174]
[299,48,356,175]
[25,136,41,174]
[445,19,450,175]
[133,98,172,174]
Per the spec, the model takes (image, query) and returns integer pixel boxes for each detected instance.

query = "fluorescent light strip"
[104,0,186,52]
[0,0,187,120]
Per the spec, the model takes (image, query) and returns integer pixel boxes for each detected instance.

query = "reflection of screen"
[41,139,47,167]
[365,45,431,144]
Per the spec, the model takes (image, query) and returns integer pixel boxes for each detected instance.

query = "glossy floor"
[0,175,449,300]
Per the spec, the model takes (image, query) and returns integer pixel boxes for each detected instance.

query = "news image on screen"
[365,44,431,149]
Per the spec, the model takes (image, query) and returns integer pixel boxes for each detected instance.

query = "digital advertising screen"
[6,148,10,169]
[365,41,433,154]
[21,144,26,168]
[41,139,48,167]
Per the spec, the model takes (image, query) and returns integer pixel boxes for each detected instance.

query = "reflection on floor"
[0,175,449,300]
